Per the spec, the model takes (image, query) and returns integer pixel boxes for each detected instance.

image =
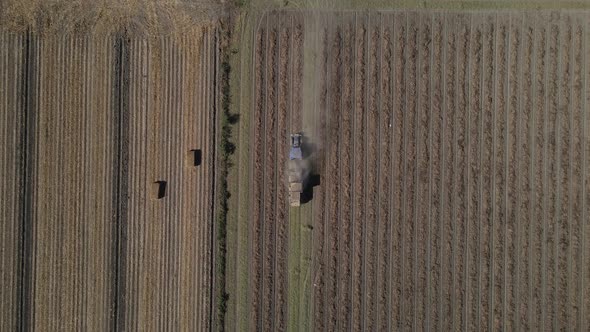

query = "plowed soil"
[229,10,590,332]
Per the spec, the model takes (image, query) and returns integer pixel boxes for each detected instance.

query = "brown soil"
[440,14,457,331]
[377,18,393,331]
[337,19,354,330]
[239,10,590,332]
[351,21,366,332]
[311,24,329,332]
[390,14,405,329]
[250,26,265,332]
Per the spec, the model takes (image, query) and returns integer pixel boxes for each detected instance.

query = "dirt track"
[228,10,590,332]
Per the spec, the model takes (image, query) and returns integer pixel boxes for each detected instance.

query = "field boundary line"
[540,23,550,332]
[400,12,408,332]
[581,18,587,332]
[361,12,370,332]
[349,12,357,332]
[515,14,525,331]
[426,13,434,332]
[528,18,538,330]
[438,14,447,332]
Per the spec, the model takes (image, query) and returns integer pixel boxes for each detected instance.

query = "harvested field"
[227,10,590,331]
[0,29,219,330]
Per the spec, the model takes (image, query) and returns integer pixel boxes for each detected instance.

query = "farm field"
[0,29,219,330]
[226,10,590,331]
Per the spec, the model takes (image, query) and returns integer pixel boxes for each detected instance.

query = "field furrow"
[504,15,521,331]
[569,20,584,332]
[250,25,266,332]
[350,17,366,332]
[402,13,418,330]
[262,24,278,332]
[466,16,483,332]
[337,16,354,332]
[440,14,457,332]
[275,22,290,332]
[377,13,393,332]
[311,22,328,332]
[428,13,443,331]
[389,13,405,331]
[517,18,534,331]
[453,15,470,331]
[556,21,573,330]
[362,15,380,332]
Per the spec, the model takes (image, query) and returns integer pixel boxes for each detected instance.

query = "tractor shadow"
[299,132,320,205]
[301,174,320,204]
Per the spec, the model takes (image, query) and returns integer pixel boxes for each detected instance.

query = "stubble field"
[0,25,219,331]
